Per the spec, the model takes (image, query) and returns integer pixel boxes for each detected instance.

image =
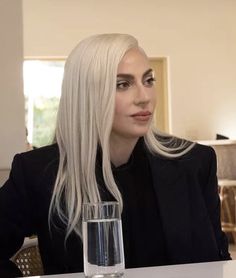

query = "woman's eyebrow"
[117,68,153,80]
[116,73,134,80]
[143,68,154,77]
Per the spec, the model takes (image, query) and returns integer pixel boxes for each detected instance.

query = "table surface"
[26,260,236,278]
[218,179,236,186]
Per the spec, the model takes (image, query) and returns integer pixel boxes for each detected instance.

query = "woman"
[0,34,231,277]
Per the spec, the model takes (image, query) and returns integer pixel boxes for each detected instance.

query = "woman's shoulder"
[147,137,216,181]
[147,133,216,163]
[12,143,59,174]
[184,142,216,161]
[17,143,59,160]
[0,144,59,196]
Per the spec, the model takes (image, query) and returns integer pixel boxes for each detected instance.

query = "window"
[23,60,65,148]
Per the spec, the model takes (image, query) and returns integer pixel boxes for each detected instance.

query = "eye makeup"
[116,68,155,91]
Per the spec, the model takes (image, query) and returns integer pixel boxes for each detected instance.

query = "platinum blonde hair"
[49,33,194,239]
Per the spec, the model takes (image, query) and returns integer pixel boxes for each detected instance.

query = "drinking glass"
[82,201,125,278]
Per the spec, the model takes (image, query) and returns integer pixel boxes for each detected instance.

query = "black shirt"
[112,139,169,268]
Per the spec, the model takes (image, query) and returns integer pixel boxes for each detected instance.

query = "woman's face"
[111,48,157,143]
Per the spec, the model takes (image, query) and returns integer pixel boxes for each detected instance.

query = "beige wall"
[1,1,234,174]
[23,0,236,140]
[0,0,25,169]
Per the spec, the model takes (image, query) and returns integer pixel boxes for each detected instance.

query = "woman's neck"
[109,137,139,167]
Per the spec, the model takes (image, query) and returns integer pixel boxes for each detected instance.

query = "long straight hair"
[49,34,194,239]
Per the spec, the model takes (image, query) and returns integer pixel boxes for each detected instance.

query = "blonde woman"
[0,34,231,276]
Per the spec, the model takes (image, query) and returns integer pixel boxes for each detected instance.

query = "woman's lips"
[131,111,152,121]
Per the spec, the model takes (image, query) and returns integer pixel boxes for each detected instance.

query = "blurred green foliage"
[32,97,59,148]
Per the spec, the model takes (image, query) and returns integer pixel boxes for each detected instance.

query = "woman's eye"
[144,77,156,87]
[116,80,131,91]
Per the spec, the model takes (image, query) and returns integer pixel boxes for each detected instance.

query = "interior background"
[1,0,236,168]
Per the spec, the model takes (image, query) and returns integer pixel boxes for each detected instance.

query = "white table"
[27,260,236,278]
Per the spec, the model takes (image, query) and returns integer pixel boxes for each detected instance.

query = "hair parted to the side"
[49,33,194,240]
[49,34,139,238]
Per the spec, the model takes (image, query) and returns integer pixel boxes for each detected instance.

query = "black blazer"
[0,141,231,276]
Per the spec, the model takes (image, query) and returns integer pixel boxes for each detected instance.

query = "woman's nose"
[134,84,150,106]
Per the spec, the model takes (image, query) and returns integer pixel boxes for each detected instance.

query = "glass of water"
[82,201,125,278]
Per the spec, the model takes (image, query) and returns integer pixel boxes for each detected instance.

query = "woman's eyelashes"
[143,76,156,87]
[116,79,133,91]
[116,76,156,91]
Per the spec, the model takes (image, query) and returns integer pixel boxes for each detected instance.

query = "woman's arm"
[202,147,231,260]
[0,154,35,276]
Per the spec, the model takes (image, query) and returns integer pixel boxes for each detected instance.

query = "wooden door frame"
[149,57,170,133]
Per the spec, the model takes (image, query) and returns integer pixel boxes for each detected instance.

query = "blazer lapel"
[147,153,194,264]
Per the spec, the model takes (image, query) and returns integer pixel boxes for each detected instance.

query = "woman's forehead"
[117,48,150,74]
